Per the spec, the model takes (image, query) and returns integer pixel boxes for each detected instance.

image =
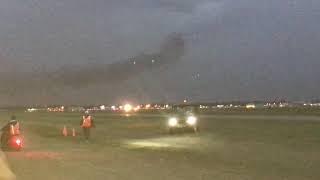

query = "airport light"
[100,105,106,110]
[134,105,141,111]
[124,104,133,112]
[246,104,256,109]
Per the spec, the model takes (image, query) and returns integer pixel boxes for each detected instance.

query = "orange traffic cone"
[72,128,76,137]
[62,126,68,136]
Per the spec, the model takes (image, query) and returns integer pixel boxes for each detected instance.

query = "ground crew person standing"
[1,116,20,146]
[80,111,94,141]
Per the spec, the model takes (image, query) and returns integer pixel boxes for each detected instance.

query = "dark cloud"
[51,33,185,87]
[0,0,319,105]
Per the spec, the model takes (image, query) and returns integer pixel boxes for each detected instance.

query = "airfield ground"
[1,110,320,180]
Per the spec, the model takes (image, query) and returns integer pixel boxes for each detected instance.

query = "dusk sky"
[0,0,319,105]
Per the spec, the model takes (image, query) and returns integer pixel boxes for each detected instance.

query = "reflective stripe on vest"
[82,116,92,128]
[10,123,20,135]
[15,122,20,135]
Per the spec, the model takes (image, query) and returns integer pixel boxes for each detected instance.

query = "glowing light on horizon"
[124,104,133,112]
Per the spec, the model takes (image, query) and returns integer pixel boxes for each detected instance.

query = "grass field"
[1,111,320,180]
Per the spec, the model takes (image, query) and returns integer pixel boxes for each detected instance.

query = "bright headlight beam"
[186,116,197,125]
[168,118,178,126]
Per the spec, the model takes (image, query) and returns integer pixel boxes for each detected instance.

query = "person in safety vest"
[1,116,21,147]
[80,111,94,140]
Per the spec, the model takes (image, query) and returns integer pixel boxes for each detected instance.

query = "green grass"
[0,111,320,180]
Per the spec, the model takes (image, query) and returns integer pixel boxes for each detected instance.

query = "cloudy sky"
[0,0,319,105]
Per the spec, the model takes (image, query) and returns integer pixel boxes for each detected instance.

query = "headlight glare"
[168,118,178,126]
[186,116,197,125]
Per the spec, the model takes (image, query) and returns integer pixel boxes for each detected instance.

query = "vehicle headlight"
[168,118,178,127]
[186,116,197,125]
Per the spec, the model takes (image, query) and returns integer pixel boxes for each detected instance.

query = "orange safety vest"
[82,116,92,128]
[10,122,20,135]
